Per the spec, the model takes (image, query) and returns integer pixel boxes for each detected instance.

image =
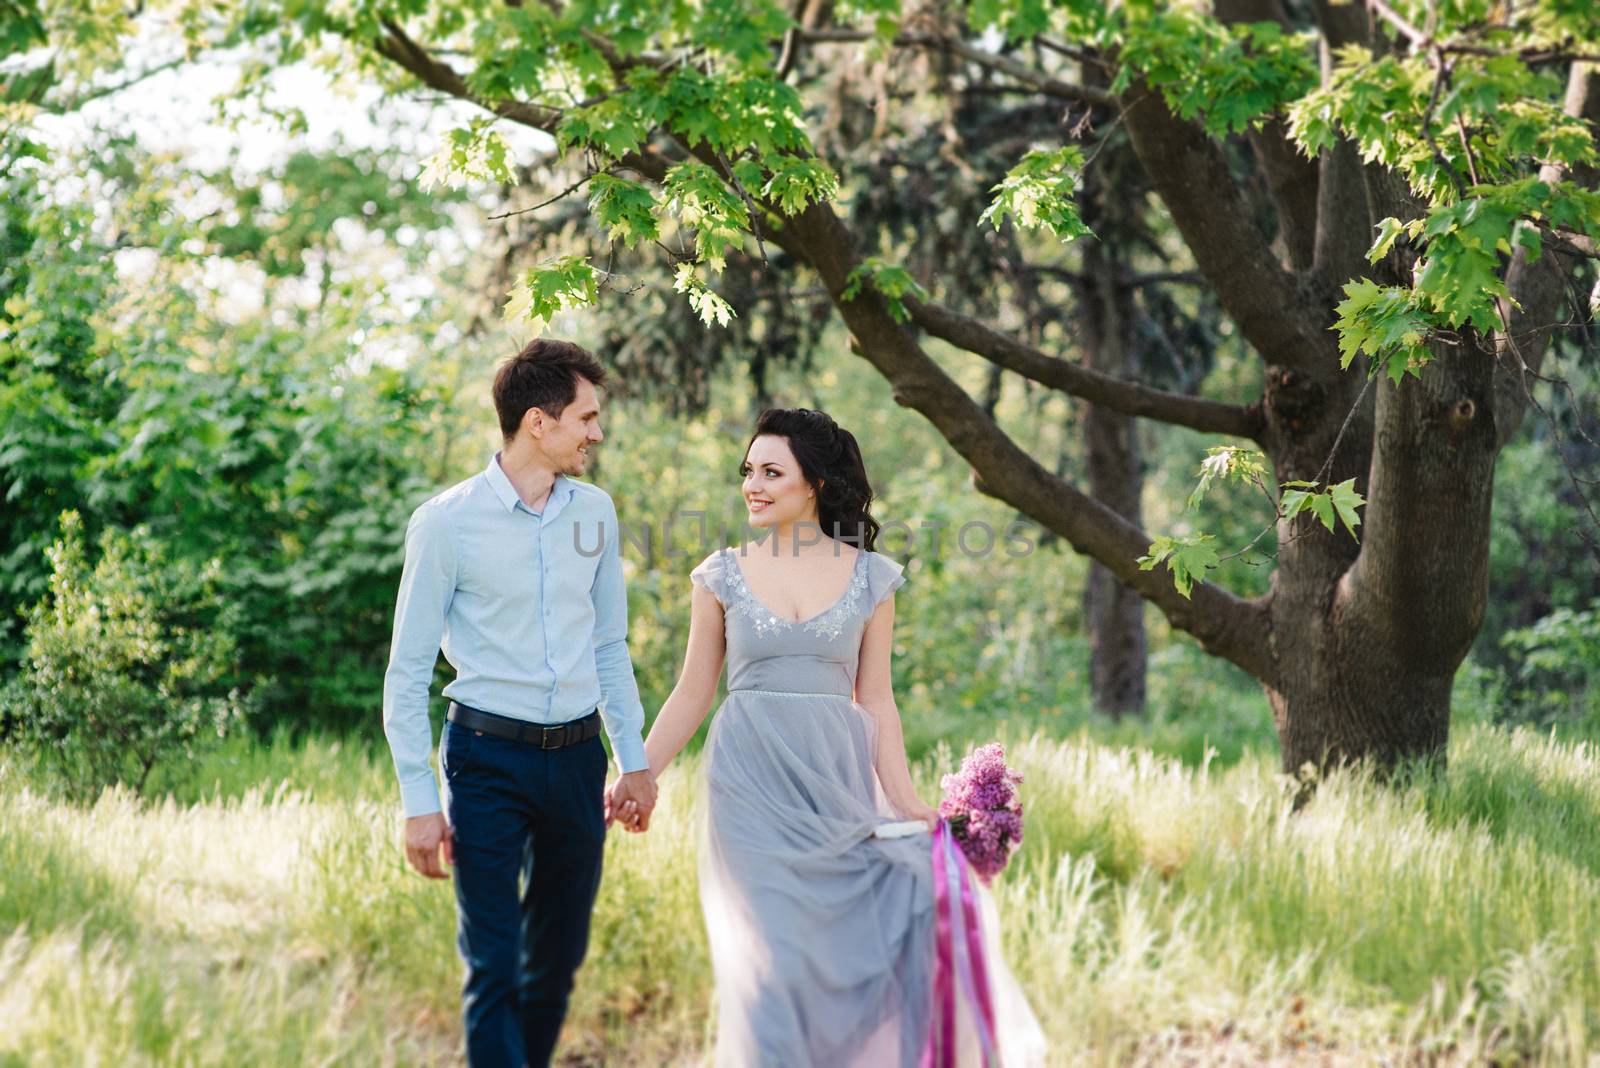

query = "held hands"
[605,769,659,833]
[404,812,453,879]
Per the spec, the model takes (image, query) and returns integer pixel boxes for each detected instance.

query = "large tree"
[16,0,1599,772]
[488,67,1229,717]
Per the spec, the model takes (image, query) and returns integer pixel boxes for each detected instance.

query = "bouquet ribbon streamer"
[921,820,999,1068]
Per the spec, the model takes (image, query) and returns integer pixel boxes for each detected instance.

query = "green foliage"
[503,254,601,330]
[671,262,736,327]
[661,160,750,272]
[419,119,514,190]
[18,0,1600,392]
[1106,10,1319,137]
[0,1,46,56]
[1499,602,1600,727]
[1184,444,1266,512]
[3,512,247,799]
[1137,532,1219,599]
[841,257,927,323]
[1416,182,1595,327]
[587,173,660,249]
[1478,431,1600,670]
[1339,180,1600,380]
[758,155,839,216]
[1143,445,1367,596]
[1280,478,1365,540]
[206,145,457,276]
[1291,47,1595,203]
[1332,278,1434,384]
[0,175,121,655]
[1287,26,1600,367]
[978,146,1093,244]
[1,143,464,733]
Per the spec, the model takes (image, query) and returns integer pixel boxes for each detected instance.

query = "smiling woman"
[621,405,1046,1066]
[741,407,882,548]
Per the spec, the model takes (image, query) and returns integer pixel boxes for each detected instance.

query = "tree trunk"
[1252,332,1499,774]
[1079,237,1148,718]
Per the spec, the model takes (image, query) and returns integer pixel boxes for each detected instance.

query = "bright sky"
[16,22,561,364]
[27,18,553,176]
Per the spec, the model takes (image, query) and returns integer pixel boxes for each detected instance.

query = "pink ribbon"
[952,830,999,1064]
[921,821,999,1068]
[922,822,957,1068]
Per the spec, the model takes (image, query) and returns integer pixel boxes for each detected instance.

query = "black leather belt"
[447,702,602,750]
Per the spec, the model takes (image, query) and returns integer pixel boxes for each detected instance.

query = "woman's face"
[741,434,817,531]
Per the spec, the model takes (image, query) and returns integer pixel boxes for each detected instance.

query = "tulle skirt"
[699,689,1045,1067]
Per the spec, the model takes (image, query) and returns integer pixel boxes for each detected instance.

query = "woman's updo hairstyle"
[747,408,881,552]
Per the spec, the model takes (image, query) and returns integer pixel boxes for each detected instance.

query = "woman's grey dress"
[689,546,1043,1068]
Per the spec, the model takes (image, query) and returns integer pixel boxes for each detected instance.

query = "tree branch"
[371,19,673,188]
[1214,0,1321,269]
[772,203,1276,683]
[1313,0,1373,52]
[795,30,1112,106]
[375,19,563,131]
[358,17,1275,682]
[1364,0,1427,50]
[904,295,1265,439]
[31,57,187,114]
[1495,61,1600,448]
[1022,264,1204,288]
[1118,81,1334,370]
[1311,136,1374,286]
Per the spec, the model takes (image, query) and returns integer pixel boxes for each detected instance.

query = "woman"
[621,408,1043,1066]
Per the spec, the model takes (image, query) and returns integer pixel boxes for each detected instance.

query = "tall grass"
[1,722,1597,1065]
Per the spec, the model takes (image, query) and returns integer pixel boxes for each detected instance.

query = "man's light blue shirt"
[382,453,648,817]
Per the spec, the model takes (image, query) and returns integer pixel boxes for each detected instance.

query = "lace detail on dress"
[721,547,869,641]
[802,560,869,641]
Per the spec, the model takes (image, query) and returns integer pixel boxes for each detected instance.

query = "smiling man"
[381,338,657,1067]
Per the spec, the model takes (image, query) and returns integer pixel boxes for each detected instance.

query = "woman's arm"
[854,592,937,828]
[642,583,727,779]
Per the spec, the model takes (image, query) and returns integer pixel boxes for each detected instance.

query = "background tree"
[0,137,488,731]
[487,42,1235,717]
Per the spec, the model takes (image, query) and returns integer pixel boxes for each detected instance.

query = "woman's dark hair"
[746,408,881,551]
[493,338,609,440]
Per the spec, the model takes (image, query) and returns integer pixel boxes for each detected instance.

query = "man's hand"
[604,769,659,833]
[404,812,453,878]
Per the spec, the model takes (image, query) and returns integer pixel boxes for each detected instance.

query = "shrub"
[2,512,249,798]
[1500,600,1600,732]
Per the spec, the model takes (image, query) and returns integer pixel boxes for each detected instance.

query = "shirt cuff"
[400,775,442,818]
[609,733,649,774]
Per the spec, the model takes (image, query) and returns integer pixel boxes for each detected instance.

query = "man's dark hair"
[493,339,609,440]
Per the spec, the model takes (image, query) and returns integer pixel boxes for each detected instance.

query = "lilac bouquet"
[937,743,1024,884]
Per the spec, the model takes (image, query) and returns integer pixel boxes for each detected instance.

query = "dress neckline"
[723,546,867,626]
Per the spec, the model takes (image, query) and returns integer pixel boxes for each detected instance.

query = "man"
[382,338,658,1067]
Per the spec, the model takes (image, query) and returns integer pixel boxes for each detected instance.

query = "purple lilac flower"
[937,744,1025,884]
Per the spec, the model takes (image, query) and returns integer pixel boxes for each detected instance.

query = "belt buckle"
[540,724,563,750]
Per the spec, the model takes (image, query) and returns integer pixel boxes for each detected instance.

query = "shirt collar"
[483,452,573,517]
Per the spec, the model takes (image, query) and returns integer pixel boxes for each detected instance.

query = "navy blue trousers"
[441,719,608,1068]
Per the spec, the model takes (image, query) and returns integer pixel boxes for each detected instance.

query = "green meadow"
[5,681,1599,1065]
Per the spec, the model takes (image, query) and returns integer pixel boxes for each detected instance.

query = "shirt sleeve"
[381,504,456,818]
[591,498,649,773]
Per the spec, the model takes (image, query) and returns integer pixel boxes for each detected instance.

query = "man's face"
[537,375,604,476]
